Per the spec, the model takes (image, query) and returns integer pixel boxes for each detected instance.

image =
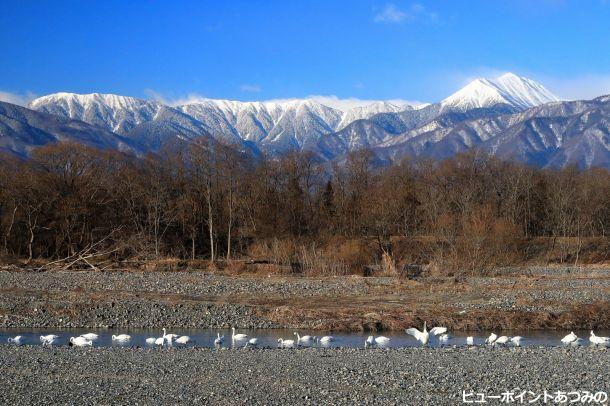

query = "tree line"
[0,141,608,272]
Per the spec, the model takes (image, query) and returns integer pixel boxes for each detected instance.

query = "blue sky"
[1,0,610,106]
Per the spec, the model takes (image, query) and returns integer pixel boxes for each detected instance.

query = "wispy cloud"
[0,90,37,106]
[240,84,261,93]
[374,3,438,24]
[272,95,426,111]
[143,89,425,110]
[542,73,610,100]
[144,89,209,106]
[374,4,407,23]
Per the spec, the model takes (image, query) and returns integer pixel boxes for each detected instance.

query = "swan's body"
[317,336,334,344]
[112,334,131,342]
[494,335,509,345]
[406,322,446,346]
[572,338,585,346]
[485,333,498,345]
[154,337,165,346]
[365,335,390,347]
[214,333,224,346]
[231,327,248,341]
[7,336,23,345]
[145,337,157,345]
[161,328,178,343]
[70,336,92,347]
[510,336,523,347]
[40,334,59,345]
[294,332,314,345]
[590,331,610,345]
[277,338,296,348]
[175,336,192,345]
[561,331,578,344]
[80,333,99,341]
[244,338,259,348]
[466,336,474,346]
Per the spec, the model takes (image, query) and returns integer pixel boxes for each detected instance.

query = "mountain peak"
[441,73,560,112]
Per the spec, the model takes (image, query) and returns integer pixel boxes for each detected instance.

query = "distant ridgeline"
[0,73,609,169]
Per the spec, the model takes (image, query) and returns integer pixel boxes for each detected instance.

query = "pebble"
[0,346,608,405]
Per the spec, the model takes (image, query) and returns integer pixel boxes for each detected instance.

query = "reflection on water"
[1,328,609,349]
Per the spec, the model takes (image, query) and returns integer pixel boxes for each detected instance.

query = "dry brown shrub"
[326,237,375,274]
[248,238,296,265]
[223,260,248,275]
[378,250,398,276]
[298,243,349,276]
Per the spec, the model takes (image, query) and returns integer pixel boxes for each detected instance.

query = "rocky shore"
[1,268,609,331]
[0,346,608,405]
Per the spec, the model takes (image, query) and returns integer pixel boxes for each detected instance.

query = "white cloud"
[144,89,209,106]
[145,89,425,110]
[541,74,610,101]
[374,3,438,24]
[374,4,407,23]
[0,90,37,106]
[304,95,425,111]
[240,84,262,93]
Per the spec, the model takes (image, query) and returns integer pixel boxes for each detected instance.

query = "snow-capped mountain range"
[29,93,414,154]
[2,72,608,168]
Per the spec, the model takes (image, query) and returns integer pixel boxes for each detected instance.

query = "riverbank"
[1,268,609,331]
[0,346,609,405]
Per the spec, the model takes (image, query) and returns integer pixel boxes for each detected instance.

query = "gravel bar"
[1,346,609,405]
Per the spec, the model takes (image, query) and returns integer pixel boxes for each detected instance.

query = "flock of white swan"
[5,323,610,349]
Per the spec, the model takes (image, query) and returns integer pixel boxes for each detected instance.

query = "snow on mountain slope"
[441,73,560,112]
[30,93,415,153]
[336,102,411,130]
[178,99,342,150]
[29,93,163,135]
[0,100,140,157]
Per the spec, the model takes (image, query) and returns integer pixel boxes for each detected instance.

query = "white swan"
[466,336,474,346]
[316,336,335,344]
[70,336,92,347]
[145,337,157,345]
[485,333,498,345]
[80,333,99,341]
[494,335,509,345]
[175,336,192,345]
[154,337,165,346]
[561,331,578,344]
[589,331,610,345]
[7,336,23,345]
[365,335,390,347]
[438,334,451,345]
[510,336,523,347]
[571,338,585,346]
[406,322,446,346]
[231,327,248,341]
[277,338,296,348]
[294,332,314,345]
[214,333,224,346]
[40,334,59,345]
[112,334,131,342]
[162,328,178,343]
[244,338,259,348]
